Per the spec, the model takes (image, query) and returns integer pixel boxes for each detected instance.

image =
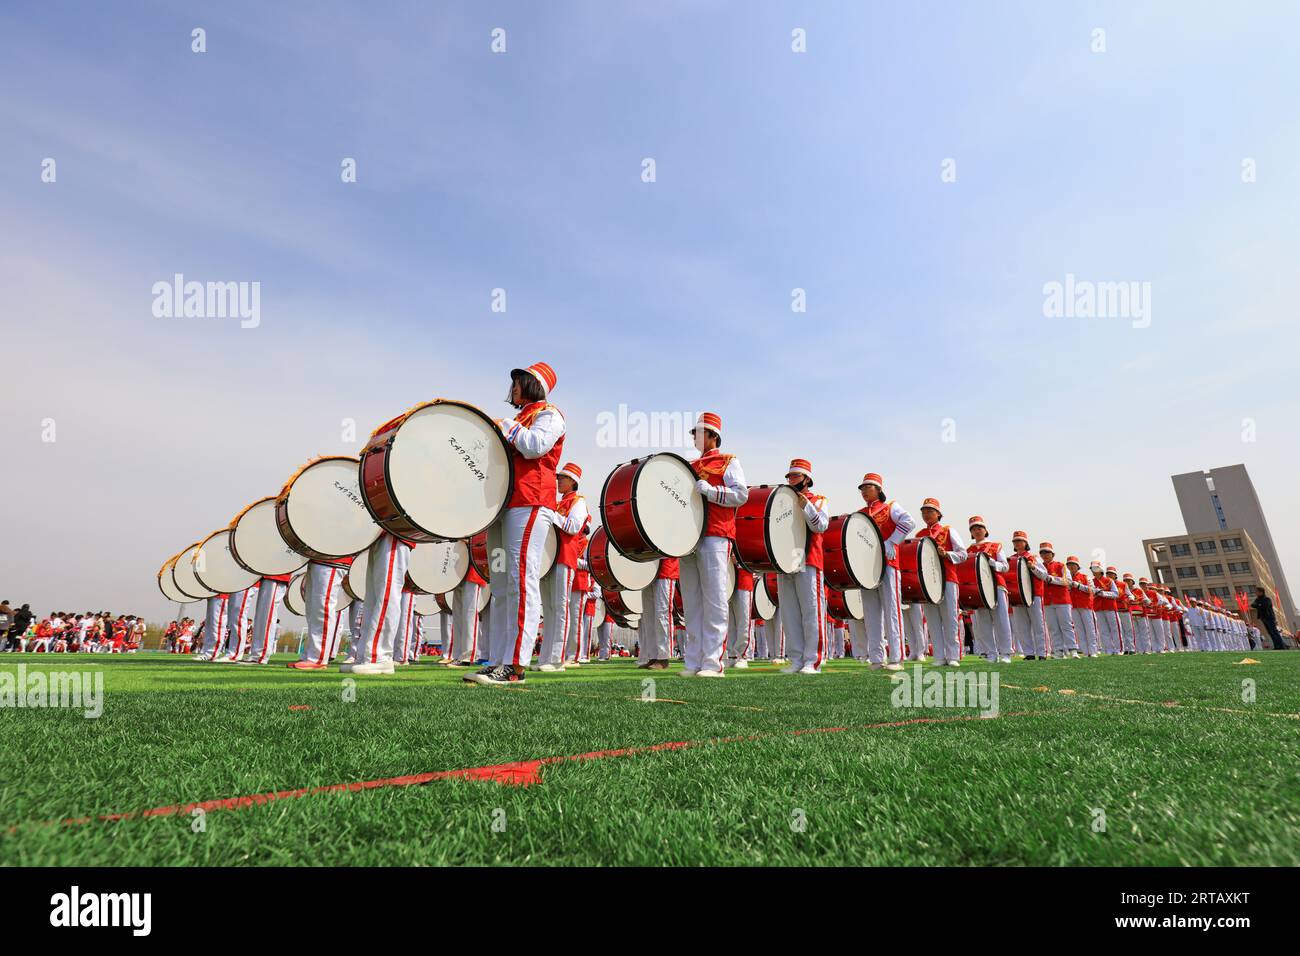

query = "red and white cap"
[968,515,986,530]
[558,462,582,484]
[1106,565,1118,574]
[512,361,557,394]
[858,472,884,489]
[1038,541,1055,553]
[692,412,722,437]
[919,497,942,516]
[1011,530,1029,543]
[1066,555,1081,565]
[1090,560,1104,570]
[1123,572,1135,581]
[785,458,814,486]
[1138,576,1150,585]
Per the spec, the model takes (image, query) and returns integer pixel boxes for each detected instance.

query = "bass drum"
[1004,554,1035,607]
[827,587,865,621]
[173,541,218,601]
[750,573,777,621]
[823,512,884,591]
[734,484,807,574]
[230,496,308,577]
[956,552,997,610]
[587,526,659,591]
[158,553,193,604]
[359,399,513,543]
[276,455,381,561]
[591,597,606,629]
[283,572,308,617]
[603,588,644,618]
[406,540,470,596]
[899,537,945,605]
[412,592,441,617]
[194,529,260,595]
[600,453,706,561]
[343,548,370,603]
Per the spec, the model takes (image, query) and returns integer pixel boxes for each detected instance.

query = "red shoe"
[287,661,327,670]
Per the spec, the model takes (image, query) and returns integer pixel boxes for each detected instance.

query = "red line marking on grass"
[288,705,312,711]
[7,712,1033,834]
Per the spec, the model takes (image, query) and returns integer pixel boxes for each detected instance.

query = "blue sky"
[1,1,1297,621]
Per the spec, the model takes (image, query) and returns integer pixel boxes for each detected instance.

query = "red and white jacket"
[552,491,590,569]
[798,490,831,571]
[501,401,565,509]
[967,539,1009,590]
[692,449,748,539]
[915,522,967,584]
[860,499,915,569]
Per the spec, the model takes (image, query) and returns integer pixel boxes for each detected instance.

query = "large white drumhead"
[767,486,808,574]
[538,523,558,579]
[158,555,192,604]
[722,559,736,602]
[194,530,260,595]
[606,540,659,591]
[412,592,440,616]
[344,548,370,603]
[618,588,645,616]
[283,457,380,559]
[386,402,512,540]
[842,511,884,590]
[633,454,705,558]
[592,598,606,629]
[620,613,641,630]
[173,543,218,600]
[752,577,777,620]
[1015,557,1034,602]
[837,588,866,621]
[283,572,307,616]
[407,540,470,595]
[918,537,945,603]
[232,497,308,576]
[477,582,491,612]
[976,553,997,609]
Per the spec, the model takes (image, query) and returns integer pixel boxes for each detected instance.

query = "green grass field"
[1,651,1297,866]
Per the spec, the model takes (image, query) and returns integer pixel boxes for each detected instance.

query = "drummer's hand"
[883,542,896,561]
[694,479,712,497]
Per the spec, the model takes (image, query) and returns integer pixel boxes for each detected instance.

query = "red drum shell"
[823,511,885,590]
[899,537,944,604]
[600,454,704,562]
[955,552,997,610]
[1004,554,1035,607]
[734,485,806,574]
[826,587,865,621]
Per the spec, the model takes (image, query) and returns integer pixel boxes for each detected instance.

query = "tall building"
[1143,528,1292,634]
[1171,465,1295,623]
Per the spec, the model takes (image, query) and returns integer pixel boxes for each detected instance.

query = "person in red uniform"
[1038,542,1078,658]
[469,361,565,686]
[966,516,1013,662]
[638,557,679,670]
[1090,562,1123,655]
[776,459,831,675]
[1066,555,1099,656]
[903,498,968,665]
[1007,532,1048,658]
[851,473,914,671]
[727,561,756,668]
[537,461,588,671]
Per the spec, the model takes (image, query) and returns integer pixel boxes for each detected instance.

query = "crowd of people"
[0,602,146,653]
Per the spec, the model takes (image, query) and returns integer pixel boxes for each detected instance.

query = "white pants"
[302,562,347,665]
[1076,608,1099,655]
[393,590,417,664]
[224,586,258,661]
[638,578,676,662]
[247,579,286,663]
[777,566,826,671]
[1134,617,1153,654]
[727,588,754,661]
[1044,603,1076,655]
[565,589,586,661]
[492,506,553,668]
[1011,597,1049,657]
[1095,608,1123,655]
[354,534,412,665]
[541,565,576,665]
[452,581,483,662]
[972,587,1014,660]
[860,565,904,664]
[906,580,961,664]
[595,619,609,658]
[565,597,591,664]
[202,595,229,661]
[679,536,732,672]
[1117,612,1136,653]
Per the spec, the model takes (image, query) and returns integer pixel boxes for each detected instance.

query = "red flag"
[1212,594,1224,609]
[1234,591,1250,615]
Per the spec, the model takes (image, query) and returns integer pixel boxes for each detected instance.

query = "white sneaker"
[884,662,904,672]
[771,658,788,665]
[695,669,724,678]
[780,664,800,675]
[351,661,395,675]
[731,659,748,669]
[682,668,699,677]
[869,662,884,670]
[998,656,1012,664]
[945,660,960,667]
[537,663,561,672]
[338,663,355,673]
[797,665,820,675]
[565,661,582,668]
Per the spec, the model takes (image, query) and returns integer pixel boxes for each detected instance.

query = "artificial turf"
[1,651,1296,866]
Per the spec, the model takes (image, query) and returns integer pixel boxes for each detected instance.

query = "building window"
[1210,587,1231,600]
[1176,566,1200,580]
[1222,537,1243,552]
[1170,543,1192,557]
[1228,561,1251,575]
[1210,493,1228,530]
[1196,540,1218,554]
[1201,564,1224,577]
[1184,588,1204,599]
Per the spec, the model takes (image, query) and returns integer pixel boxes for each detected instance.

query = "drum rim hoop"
[172,542,218,600]
[765,483,805,575]
[630,452,704,559]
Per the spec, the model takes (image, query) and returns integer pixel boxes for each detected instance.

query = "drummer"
[852,473,913,672]
[537,461,589,672]
[1090,562,1123,655]
[966,516,1013,663]
[1037,542,1078,659]
[775,459,830,675]
[638,557,678,671]
[1008,532,1049,659]
[199,593,230,663]
[223,582,259,662]
[1066,556,1099,657]
[680,412,749,678]
[726,562,755,669]
[468,361,565,687]
[289,557,351,670]
[245,574,291,664]
[903,498,967,666]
